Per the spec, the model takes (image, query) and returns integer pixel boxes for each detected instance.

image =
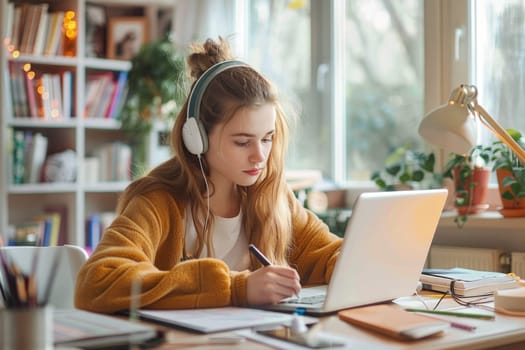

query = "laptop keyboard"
[281,294,326,305]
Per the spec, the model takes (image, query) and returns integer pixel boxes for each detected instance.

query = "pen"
[406,308,495,320]
[249,244,271,266]
[249,244,301,299]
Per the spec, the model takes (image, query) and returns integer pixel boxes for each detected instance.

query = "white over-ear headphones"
[182,60,249,155]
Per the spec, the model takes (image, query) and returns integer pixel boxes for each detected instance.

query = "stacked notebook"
[420,267,519,296]
[54,309,160,348]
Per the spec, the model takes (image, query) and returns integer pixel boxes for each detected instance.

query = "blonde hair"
[117,37,293,266]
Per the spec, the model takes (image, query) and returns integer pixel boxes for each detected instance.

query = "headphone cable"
[197,154,210,234]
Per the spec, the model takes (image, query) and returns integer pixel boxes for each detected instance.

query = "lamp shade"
[418,102,477,156]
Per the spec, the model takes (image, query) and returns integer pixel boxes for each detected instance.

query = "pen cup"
[0,306,53,350]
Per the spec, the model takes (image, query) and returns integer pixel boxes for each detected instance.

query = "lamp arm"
[474,104,525,164]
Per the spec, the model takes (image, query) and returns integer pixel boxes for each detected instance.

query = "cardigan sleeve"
[74,190,250,313]
[288,191,343,286]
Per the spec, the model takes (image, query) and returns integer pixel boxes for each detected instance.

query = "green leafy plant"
[443,145,491,227]
[488,128,525,208]
[118,39,187,175]
[371,146,442,191]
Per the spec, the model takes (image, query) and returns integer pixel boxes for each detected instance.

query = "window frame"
[237,0,501,207]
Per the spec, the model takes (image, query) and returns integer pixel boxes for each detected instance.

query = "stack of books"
[420,267,519,296]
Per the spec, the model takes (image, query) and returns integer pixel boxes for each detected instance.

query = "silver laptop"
[261,189,448,315]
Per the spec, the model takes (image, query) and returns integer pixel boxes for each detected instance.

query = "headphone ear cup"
[182,117,208,155]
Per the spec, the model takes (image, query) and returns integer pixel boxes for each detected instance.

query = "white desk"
[148,294,525,350]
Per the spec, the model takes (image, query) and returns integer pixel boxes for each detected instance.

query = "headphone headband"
[182,60,250,155]
[186,60,250,121]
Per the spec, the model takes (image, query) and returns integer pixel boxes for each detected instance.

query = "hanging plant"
[118,39,187,175]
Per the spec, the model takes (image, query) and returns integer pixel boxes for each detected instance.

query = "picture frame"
[107,17,147,60]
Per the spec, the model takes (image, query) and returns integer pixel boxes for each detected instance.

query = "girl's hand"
[246,265,301,305]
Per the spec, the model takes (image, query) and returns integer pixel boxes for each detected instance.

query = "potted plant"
[118,39,187,176]
[488,128,525,217]
[443,145,491,227]
[371,146,443,191]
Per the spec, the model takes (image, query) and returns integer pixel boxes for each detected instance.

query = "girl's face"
[206,103,276,188]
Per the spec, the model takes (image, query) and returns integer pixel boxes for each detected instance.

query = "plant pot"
[453,166,491,215]
[496,168,525,217]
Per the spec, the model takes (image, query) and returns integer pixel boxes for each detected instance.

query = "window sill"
[439,210,525,230]
[434,210,525,252]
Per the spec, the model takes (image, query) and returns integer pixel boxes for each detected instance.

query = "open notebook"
[260,189,448,315]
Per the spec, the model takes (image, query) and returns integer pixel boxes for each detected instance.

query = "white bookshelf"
[0,0,176,246]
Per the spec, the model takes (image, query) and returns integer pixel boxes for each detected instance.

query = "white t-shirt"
[184,209,250,271]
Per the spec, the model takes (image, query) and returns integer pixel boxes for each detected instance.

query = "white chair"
[0,245,88,309]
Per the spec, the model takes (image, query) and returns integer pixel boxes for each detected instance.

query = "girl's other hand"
[246,265,301,305]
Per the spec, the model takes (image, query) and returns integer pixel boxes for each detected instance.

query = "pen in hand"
[248,244,300,299]
[248,244,271,266]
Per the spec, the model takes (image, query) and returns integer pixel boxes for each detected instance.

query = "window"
[244,0,424,185]
[245,1,332,176]
[472,0,525,144]
[343,0,424,181]
[241,0,522,189]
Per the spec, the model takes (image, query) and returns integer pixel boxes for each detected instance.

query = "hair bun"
[188,37,235,80]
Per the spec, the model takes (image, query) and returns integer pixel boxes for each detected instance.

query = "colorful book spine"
[12,130,25,184]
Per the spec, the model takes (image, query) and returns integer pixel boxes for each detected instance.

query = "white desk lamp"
[418,84,525,163]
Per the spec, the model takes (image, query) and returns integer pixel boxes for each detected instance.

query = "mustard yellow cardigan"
[74,189,342,313]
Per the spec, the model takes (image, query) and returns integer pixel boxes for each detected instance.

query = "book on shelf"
[9,207,66,246]
[420,267,519,297]
[106,71,128,118]
[50,73,64,119]
[94,78,116,118]
[44,11,65,56]
[24,73,39,118]
[12,130,25,184]
[44,205,68,246]
[93,141,132,182]
[24,132,48,183]
[85,211,115,252]
[11,3,31,52]
[18,3,34,53]
[41,73,54,119]
[84,72,113,118]
[9,62,29,117]
[11,3,49,55]
[33,8,49,55]
[32,213,59,246]
[62,70,74,118]
[86,213,101,251]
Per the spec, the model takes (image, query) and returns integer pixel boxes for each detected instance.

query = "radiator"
[427,245,504,272]
[511,252,525,278]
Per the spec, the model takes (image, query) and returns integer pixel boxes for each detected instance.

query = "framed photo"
[107,17,147,60]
